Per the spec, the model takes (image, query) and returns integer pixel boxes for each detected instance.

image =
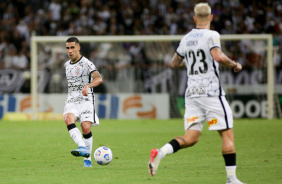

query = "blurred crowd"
[0,0,281,93]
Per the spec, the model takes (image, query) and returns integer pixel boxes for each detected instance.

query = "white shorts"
[63,100,99,126]
[184,96,233,131]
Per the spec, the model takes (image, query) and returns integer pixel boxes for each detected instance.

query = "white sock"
[226,166,237,181]
[159,143,174,159]
[69,127,86,147]
[83,136,93,161]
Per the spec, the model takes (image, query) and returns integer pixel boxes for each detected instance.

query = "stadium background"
[0,0,281,120]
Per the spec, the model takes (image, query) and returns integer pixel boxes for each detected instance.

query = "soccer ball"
[94,146,113,165]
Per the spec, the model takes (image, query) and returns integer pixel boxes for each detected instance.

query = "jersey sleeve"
[208,31,221,50]
[86,60,97,75]
[64,61,68,68]
[176,37,186,58]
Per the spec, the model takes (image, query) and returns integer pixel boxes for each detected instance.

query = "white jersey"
[176,28,225,98]
[64,56,97,103]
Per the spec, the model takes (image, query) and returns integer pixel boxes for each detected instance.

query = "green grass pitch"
[0,119,281,184]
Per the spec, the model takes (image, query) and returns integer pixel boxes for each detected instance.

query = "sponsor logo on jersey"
[66,96,84,103]
[68,79,75,83]
[208,118,218,127]
[214,38,220,44]
[188,32,203,38]
[186,86,206,96]
[186,40,198,46]
[81,110,92,115]
[186,116,198,124]
[67,84,84,91]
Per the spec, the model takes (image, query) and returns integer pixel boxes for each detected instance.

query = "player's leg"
[148,97,204,176]
[203,96,245,183]
[81,121,93,167]
[219,129,245,184]
[64,113,87,149]
[206,96,245,184]
[64,102,90,158]
[65,113,90,157]
[160,127,201,156]
[79,100,98,167]
[148,126,202,176]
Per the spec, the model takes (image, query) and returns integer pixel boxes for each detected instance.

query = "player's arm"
[171,53,185,68]
[82,70,103,96]
[210,47,242,72]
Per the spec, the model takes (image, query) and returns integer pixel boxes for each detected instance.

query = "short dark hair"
[66,37,80,44]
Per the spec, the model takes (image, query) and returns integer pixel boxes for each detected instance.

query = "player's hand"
[233,62,242,72]
[81,85,89,96]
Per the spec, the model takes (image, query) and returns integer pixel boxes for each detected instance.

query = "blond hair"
[194,3,211,21]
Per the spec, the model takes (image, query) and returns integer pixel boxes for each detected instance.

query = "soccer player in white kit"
[63,37,103,167]
[148,3,245,184]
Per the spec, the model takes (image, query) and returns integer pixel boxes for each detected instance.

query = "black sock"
[83,132,92,139]
[223,153,236,166]
[67,124,76,131]
[169,139,181,153]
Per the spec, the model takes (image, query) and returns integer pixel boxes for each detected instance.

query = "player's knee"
[189,137,199,147]
[81,126,90,134]
[81,122,91,134]
[225,141,235,150]
[82,129,90,135]
[64,116,73,125]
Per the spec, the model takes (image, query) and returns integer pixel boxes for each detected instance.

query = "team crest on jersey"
[74,66,82,75]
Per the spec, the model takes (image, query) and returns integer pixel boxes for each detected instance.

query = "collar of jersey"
[70,56,83,64]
